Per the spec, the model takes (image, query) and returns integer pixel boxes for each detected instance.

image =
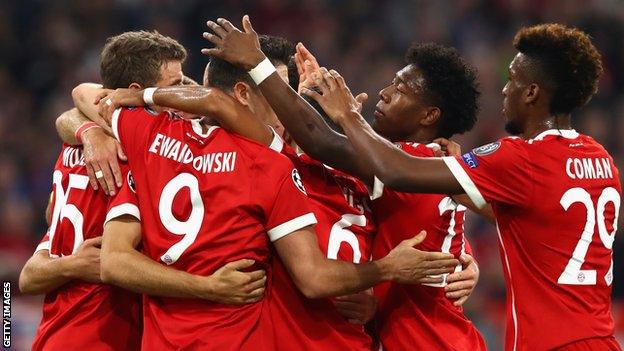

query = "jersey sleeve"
[442,138,533,208]
[254,153,317,242]
[34,231,51,253]
[104,163,140,225]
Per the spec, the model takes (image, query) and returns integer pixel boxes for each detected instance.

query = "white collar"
[190,118,219,138]
[529,129,579,142]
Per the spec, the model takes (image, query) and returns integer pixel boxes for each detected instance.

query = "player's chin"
[371,119,388,137]
[504,120,522,136]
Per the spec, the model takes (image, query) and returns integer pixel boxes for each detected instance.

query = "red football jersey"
[32,144,142,351]
[443,129,622,351]
[111,108,317,351]
[268,139,376,351]
[372,142,486,351]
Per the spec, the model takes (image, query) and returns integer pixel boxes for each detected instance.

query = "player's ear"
[524,83,539,105]
[421,106,441,127]
[233,82,252,107]
[128,82,143,90]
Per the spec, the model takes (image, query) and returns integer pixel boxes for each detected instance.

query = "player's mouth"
[374,105,385,120]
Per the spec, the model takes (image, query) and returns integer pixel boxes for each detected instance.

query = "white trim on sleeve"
[267,213,317,242]
[34,240,50,254]
[370,176,385,200]
[111,108,123,141]
[104,203,141,226]
[442,156,487,209]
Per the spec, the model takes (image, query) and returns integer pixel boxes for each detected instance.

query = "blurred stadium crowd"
[1,0,622,349]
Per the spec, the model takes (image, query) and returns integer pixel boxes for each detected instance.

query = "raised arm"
[19,237,102,295]
[201,16,376,184]
[100,216,265,304]
[98,86,273,146]
[300,68,464,194]
[273,227,459,299]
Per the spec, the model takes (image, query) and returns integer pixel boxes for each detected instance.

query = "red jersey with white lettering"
[111,108,316,351]
[268,140,376,351]
[443,129,622,351]
[32,144,142,351]
[372,142,486,351]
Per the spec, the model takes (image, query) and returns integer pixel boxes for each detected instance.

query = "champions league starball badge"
[292,169,307,194]
[472,141,501,156]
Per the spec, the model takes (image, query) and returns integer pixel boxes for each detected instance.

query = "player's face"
[156,60,184,87]
[149,60,185,114]
[372,65,430,141]
[502,53,529,135]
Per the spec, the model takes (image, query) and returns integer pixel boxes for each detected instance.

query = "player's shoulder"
[397,142,438,157]
[55,143,87,173]
[223,130,296,171]
[120,106,168,118]
[473,136,526,156]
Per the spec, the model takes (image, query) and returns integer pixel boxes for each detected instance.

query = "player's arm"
[453,194,495,222]
[55,84,113,145]
[431,138,496,221]
[19,237,102,295]
[201,16,375,184]
[100,215,265,304]
[55,107,126,195]
[304,68,464,194]
[274,228,459,298]
[98,86,273,146]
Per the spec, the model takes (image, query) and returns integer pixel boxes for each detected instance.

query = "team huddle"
[18,14,621,351]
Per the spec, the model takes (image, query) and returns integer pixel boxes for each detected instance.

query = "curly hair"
[208,35,294,91]
[405,43,480,138]
[100,31,186,89]
[514,23,603,115]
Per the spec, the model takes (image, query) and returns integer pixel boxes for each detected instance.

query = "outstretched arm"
[274,227,459,299]
[301,68,464,194]
[101,215,266,304]
[97,86,273,146]
[201,16,376,184]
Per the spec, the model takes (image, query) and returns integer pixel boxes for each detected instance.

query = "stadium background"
[1,0,622,349]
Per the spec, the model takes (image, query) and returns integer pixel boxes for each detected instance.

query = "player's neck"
[523,114,572,139]
[400,128,437,145]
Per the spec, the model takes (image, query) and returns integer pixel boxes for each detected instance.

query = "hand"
[334,289,377,325]
[445,254,479,306]
[382,231,459,284]
[68,237,103,283]
[82,127,127,195]
[433,138,462,157]
[300,68,368,124]
[201,15,266,71]
[293,43,321,94]
[202,259,266,305]
[96,88,144,124]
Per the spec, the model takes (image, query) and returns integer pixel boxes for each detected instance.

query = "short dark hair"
[514,23,603,115]
[208,35,294,91]
[287,57,300,91]
[405,43,480,138]
[100,30,187,89]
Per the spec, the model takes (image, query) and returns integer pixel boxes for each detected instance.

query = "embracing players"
[287,23,621,351]
[201,15,486,350]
